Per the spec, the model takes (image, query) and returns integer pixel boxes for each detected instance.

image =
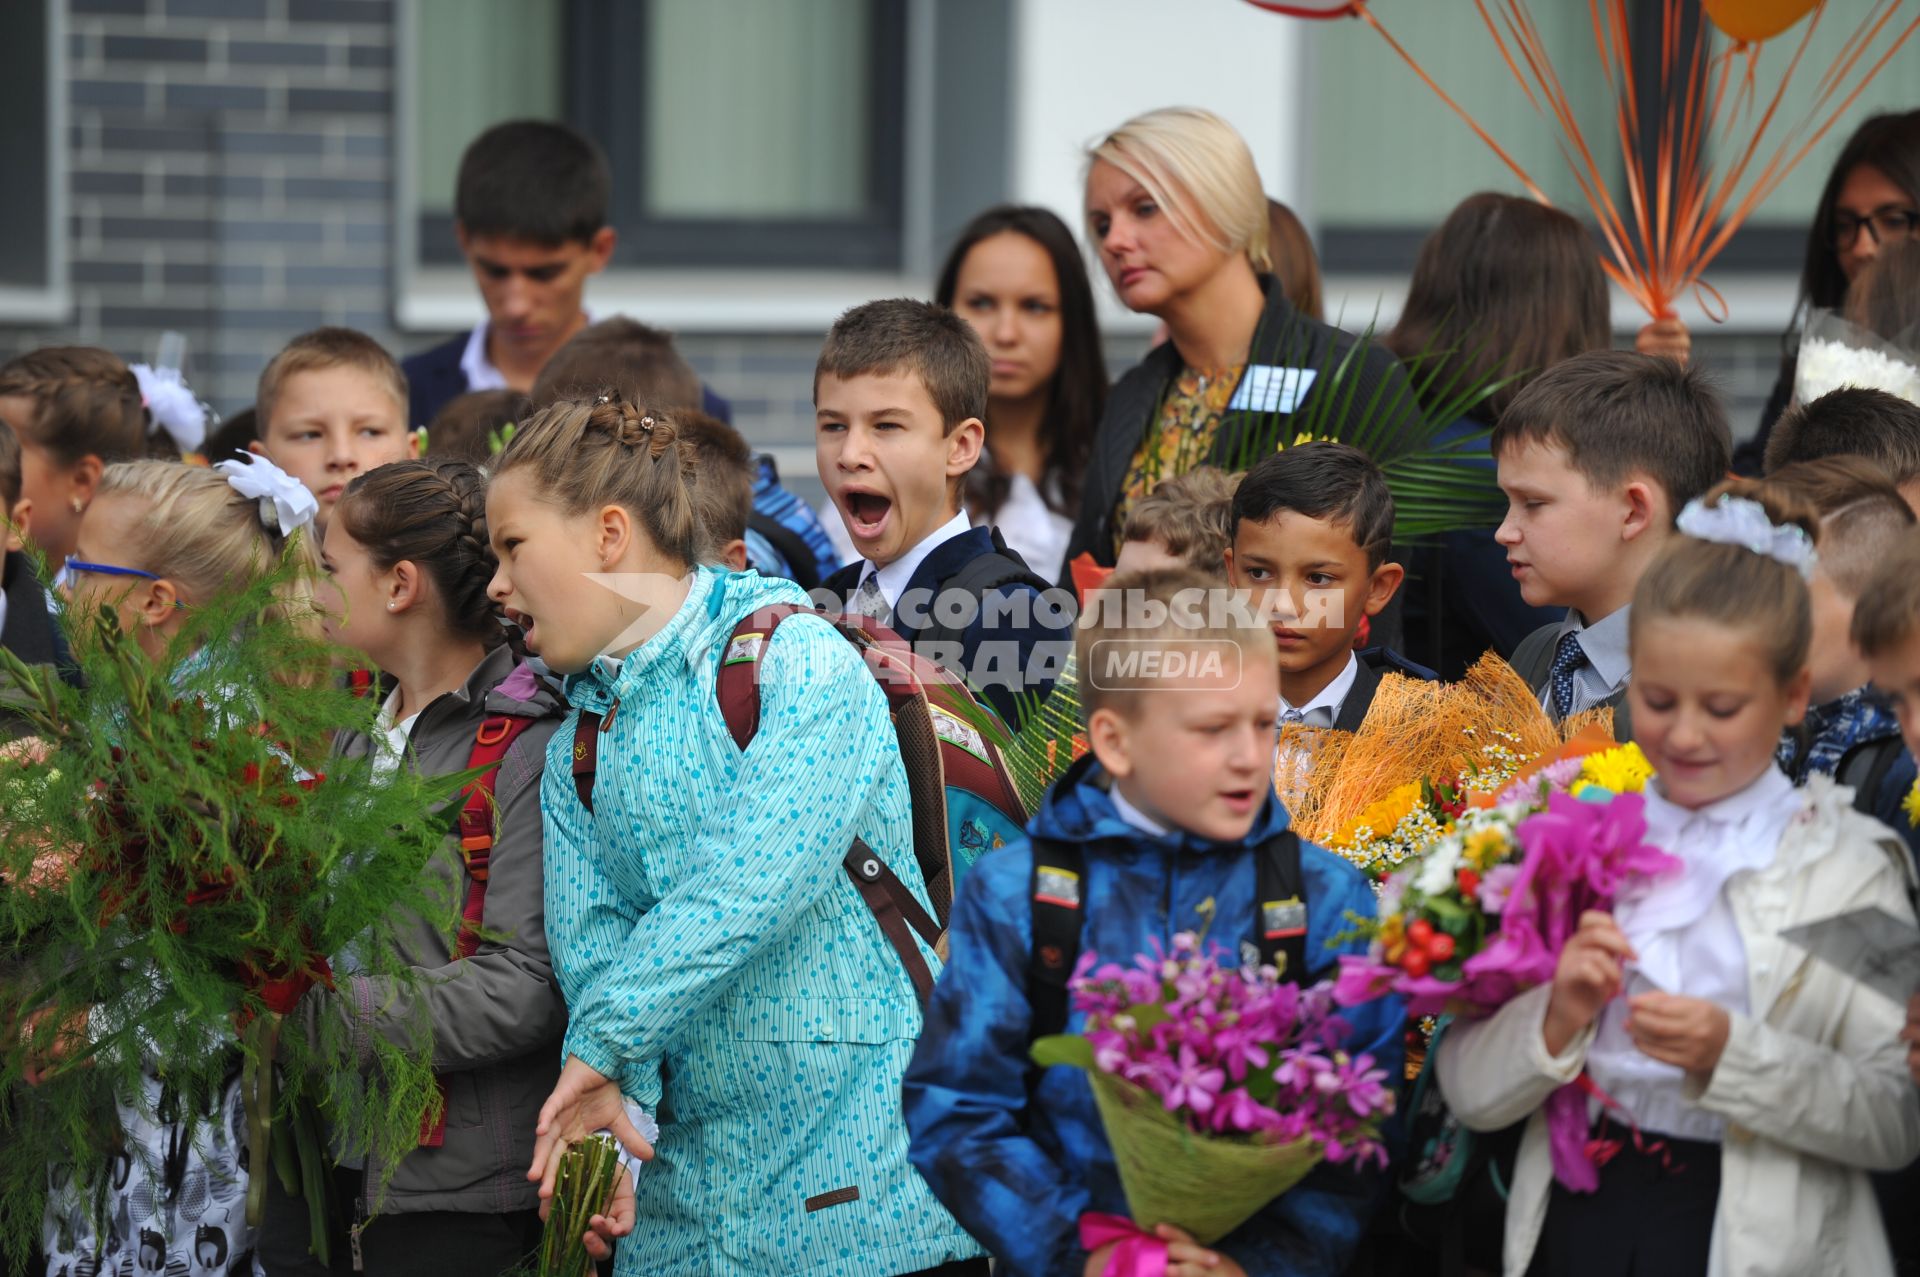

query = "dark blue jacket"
[902,763,1404,1277]
[821,524,1070,729]
[399,330,734,430]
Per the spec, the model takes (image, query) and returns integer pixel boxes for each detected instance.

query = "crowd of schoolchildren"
[4,100,1920,1277]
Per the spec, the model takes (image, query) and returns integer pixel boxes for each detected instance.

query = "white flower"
[1414,840,1463,897]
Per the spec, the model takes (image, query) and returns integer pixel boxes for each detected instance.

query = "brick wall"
[1,0,399,413]
[0,0,1783,516]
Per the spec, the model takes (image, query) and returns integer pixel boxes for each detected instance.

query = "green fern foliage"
[0,553,462,1264]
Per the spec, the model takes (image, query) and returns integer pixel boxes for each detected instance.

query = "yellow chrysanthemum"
[1333,782,1423,850]
[1903,778,1920,830]
[1578,742,1654,795]
[1463,826,1509,869]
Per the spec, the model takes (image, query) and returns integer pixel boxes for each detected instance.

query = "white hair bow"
[1675,494,1818,580]
[214,453,318,538]
[131,363,210,455]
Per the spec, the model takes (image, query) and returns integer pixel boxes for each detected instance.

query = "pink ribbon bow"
[1079,1213,1168,1277]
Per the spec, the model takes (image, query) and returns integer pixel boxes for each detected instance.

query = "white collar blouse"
[1584,766,1803,1144]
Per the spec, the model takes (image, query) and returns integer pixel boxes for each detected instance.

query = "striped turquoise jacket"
[542,565,984,1276]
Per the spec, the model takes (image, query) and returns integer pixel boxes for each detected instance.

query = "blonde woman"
[1063,107,1422,572]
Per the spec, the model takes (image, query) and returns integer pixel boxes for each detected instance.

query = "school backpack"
[1380,1017,1520,1274]
[1022,756,1312,1039]
[419,705,547,1147]
[911,526,1059,657]
[567,604,1030,1005]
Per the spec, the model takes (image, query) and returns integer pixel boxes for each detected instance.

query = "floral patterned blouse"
[1110,362,1244,555]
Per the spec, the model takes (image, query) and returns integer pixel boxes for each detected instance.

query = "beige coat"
[1437,776,1920,1276]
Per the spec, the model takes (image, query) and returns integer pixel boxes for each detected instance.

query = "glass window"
[409,0,905,271]
[0,0,64,317]
[1308,4,1920,272]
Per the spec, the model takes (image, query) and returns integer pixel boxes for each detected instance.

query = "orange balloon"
[1701,0,1820,44]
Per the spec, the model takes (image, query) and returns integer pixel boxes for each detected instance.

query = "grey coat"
[307,644,567,1215]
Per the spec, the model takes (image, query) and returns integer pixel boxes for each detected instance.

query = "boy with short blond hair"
[815,298,1071,727]
[1495,351,1732,737]
[1113,466,1239,578]
[251,327,414,531]
[903,565,1400,1277]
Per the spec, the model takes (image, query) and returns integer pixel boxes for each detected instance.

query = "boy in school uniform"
[1768,458,1917,824]
[400,121,732,428]
[815,299,1072,729]
[531,316,835,587]
[1764,387,1920,515]
[903,564,1402,1277]
[249,328,416,534]
[1496,352,1732,738]
[1224,442,1428,734]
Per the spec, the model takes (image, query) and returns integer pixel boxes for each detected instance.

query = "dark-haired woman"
[258,460,567,1277]
[934,205,1107,584]
[1737,109,1920,473]
[1063,107,1423,578]
[1388,193,1611,677]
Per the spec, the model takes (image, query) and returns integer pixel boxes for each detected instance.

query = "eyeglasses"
[63,557,163,581]
[1831,207,1920,251]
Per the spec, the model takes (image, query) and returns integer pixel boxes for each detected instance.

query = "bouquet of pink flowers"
[1333,742,1665,1019]
[1031,934,1395,1248]
[1335,782,1680,1191]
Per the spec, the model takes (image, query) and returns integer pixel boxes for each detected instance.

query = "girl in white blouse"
[1438,479,1920,1277]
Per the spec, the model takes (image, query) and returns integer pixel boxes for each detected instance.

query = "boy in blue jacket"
[903,565,1403,1277]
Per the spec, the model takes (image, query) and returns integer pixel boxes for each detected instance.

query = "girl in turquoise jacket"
[484,392,984,1277]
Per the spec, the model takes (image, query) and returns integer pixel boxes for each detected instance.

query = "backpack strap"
[713,606,953,1002]
[1838,734,1903,817]
[421,708,541,1148]
[1027,835,1087,1040]
[714,605,802,750]
[746,511,823,591]
[1026,828,1307,1044]
[912,528,1053,656]
[1253,831,1309,984]
[570,701,617,814]
[452,713,541,959]
[844,838,941,1006]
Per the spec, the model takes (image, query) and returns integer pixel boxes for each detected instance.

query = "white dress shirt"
[856,509,973,618]
[1279,651,1360,727]
[1110,784,1170,837]
[983,473,1071,583]
[370,685,421,784]
[1585,766,1801,1142]
[459,310,595,395]
[1540,605,1633,715]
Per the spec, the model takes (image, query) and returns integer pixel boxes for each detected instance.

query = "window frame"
[410,0,909,272]
[0,0,70,324]
[1307,0,1826,286]
[394,0,1013,334]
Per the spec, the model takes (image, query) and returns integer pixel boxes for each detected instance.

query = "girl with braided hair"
[252,459,569,1276]
[488,393,984,1277]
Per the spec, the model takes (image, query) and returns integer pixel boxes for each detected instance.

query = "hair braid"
[337,459,505,645]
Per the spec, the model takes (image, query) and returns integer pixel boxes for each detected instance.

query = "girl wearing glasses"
[1735,109,1920,474]
[36,454,322,1277]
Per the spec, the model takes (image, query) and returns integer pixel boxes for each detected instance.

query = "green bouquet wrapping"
[0,555,465,1265]
[1083,1068,1323,1245]
[1031,933,1394,1247]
